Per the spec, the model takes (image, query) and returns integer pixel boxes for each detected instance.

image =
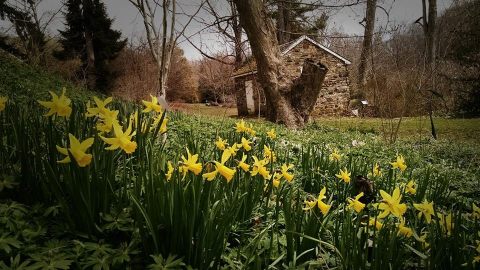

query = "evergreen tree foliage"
[56,0,126,92]
[0,1,46,63]
[268,0,328,43]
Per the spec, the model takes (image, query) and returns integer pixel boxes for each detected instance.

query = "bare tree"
[198,55,234,103]
[356,0,377,98]
[129,0,204,98]
[232,0,328,128]
[417,0,437,139]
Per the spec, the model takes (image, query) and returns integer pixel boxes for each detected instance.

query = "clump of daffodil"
[96,109,120,133]
[56,134,94,167]
[246,123,256,136]
[413,200,434,224]
[303,186,332,215]
[251,156,270,180]
[179,148,202,178]
[165,161,174,181]
[240,137,252,151]
[0,96,7,112]
[202,149,236,182]
[391,155,407,172]
[37,88,72,117]
[396,218,414,238]
[266,128,276,139]
[281,164,294,182]
[142,95,162,113]
[235,119,248,133]
[474,237,480,263]
[335,168,351,183]
[263,145,276,163]
[86,96,113,117]
[237,153,250,172]
[272,172,282,188]
[234,119,255,135]
[404,180,416,195]
[437,212,454,236]
[215,137,228,150]
[329,148,342,162]
[100,122,137,154]
[368,163,382,177]
[368,217,383,230]
[150,114,168,133]
[226,143,240,157]
[347,192,365,213]
[377,187,407,218]
[415,232,430,250]
[471,203,480,219]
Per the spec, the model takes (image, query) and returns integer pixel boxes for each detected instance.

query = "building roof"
[233,35,351,79]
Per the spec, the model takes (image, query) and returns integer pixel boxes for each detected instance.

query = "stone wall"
[234,39,351,117]
[282,40,351,116]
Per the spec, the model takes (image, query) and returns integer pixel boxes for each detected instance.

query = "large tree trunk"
[233,0,328,128]
[84,30,96,90]
[276,1,291,44]
[82,0,96,90]
[356,0,377,98]
[230,0,249,116]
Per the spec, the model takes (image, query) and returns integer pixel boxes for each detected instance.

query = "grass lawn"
[170,103,480,143]
[170,102,238,118]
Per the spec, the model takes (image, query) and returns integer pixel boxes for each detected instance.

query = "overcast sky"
[0,0,453,60]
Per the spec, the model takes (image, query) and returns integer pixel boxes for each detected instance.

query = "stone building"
[233,35,351,116]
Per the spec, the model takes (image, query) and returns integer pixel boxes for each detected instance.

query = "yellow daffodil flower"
[96,109,120,133]
[37,88,72,117]
[246,123,256,136]
[303,186,331,215]
[347,192,366,213]
[142,95,162,113]
[202,149,236,182]
[377,187,407,218]
[263,145,276,163]
[329,148,342,162]
[405,180,416,195]
[0,96,7,112]
[251,156,270,180]
[237,153,250,172]
[179,148,202,178]
[86,96,113,117]
[266,128,276,139]
[235,119,248,133]
[472,203,480,219]
[372,163,382,177]
[272,173,281,188]
[56,134,94,167]
[414,232,430,250]
[474,240,480,263]
[391,155,407,172]
[413,200,434,223]
[335,168,351,183]
[100,122,137,154]
[215,137,228,150]
[150,114,168,133]
[226,144,239,157]
[281,164,294,182]
[397,219,413,238]
[241,137,252,151]
[368,217,383,230]
[437,212,454,236]
[165,161,174,181]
